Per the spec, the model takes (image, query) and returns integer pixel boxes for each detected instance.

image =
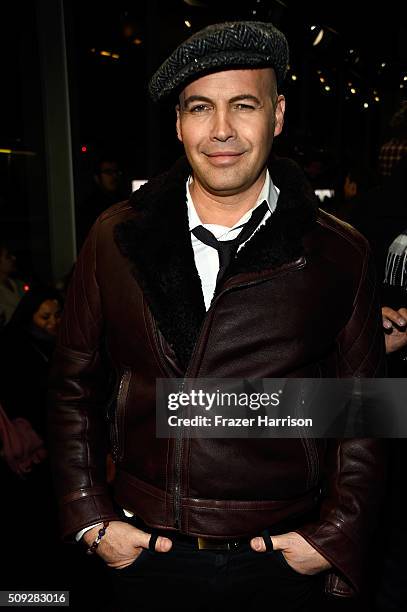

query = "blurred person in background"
[322,163,379,225]
[0,284,113,605]
[349,149,407,611]
[378,101,407,179]
[0,240,25,328]
[0,286,62,441]
[0,286,64,591]
[77,154,128,248]
[300,146,337,192]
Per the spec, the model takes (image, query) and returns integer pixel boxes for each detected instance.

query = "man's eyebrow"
[229,94,261,105]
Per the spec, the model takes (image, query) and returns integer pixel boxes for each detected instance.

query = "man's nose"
[210,109,236,141]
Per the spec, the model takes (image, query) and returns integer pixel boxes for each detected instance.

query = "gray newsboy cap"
[148,21,289,102]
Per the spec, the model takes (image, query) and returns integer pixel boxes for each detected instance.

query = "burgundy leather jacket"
[49,157,386,598]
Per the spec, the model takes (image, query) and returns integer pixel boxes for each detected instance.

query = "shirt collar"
[187,170,279,232]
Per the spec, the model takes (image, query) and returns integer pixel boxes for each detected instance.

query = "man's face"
[176,68,285,198]
[96,161,121,193]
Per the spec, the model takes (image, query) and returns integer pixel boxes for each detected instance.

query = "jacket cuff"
[58,489,121,541]
[295,521,361,596]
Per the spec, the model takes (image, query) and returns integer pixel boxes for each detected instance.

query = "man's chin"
[202,182,249,197]
[199,169,251,196]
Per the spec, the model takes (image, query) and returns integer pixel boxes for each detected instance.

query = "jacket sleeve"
[296,242,387,597]
[48,219,120,539]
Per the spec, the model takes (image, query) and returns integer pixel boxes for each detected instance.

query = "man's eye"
[189,104,211,113]
[234,103,255,111]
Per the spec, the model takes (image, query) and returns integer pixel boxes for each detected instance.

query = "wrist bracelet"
[86,521,110,555]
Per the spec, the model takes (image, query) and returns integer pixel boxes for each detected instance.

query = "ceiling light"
[312,29,324,46]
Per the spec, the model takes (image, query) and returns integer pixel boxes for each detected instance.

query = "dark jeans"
[107,532,325,612]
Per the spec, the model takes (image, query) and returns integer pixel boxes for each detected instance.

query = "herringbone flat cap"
[149,21,289,102]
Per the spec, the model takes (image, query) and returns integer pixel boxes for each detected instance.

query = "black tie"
[192,200,269,286]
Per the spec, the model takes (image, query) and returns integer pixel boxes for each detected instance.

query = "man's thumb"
[269,534,285,551]
[250,533,286,552]
[135,529,172,553]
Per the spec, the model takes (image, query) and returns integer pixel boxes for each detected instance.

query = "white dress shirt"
[188,170,279,309]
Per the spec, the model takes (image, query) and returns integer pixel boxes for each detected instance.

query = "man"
[77,155,126,248]
[49,21,386,611]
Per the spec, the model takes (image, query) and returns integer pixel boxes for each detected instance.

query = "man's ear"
[175,105,183,143]
[273,95,286,137]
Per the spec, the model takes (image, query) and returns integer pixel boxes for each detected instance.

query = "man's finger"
[398,308,407,321]
[250,537,266,552]
[268,534,286,551]
[250,534,286,552]
[382,307,406,326]
[154,535,173,552]
[133,528,172,552]
[382,317,393,330]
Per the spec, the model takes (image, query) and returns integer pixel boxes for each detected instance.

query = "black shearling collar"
[114,155,317,370]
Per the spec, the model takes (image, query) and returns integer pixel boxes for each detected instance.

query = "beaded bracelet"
[86,521,110,555]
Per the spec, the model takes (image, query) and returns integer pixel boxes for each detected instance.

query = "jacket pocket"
[109,368,132,463]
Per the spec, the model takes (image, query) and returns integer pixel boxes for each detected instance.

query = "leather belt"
[129,514,250,551]
[151,527,250,551]
[124,507,319,552]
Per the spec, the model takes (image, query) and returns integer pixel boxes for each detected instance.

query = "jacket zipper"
[173,380,185,528]
[111,368,131,462]
[171,257,307,529]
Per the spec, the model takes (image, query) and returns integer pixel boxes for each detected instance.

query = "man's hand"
[382,306,407,354]
[83,521,172,569]
[250,531,331,575]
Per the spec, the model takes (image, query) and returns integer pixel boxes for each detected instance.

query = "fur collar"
[114,156,317,370]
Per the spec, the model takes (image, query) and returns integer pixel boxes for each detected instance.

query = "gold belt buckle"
[198,537,223,550]
[198,537,239,551]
